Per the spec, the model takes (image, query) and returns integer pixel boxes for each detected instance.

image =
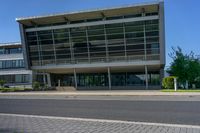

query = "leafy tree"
[167,47,200,88]
[187,54,200,85]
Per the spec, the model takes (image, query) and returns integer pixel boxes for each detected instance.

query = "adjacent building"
[0,42,32,87]
[17,1,165,90]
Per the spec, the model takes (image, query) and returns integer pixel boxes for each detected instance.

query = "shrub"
[0,87,33,93]
[0,80,6,88]
[162,76,177,89]
[33,81,41,91]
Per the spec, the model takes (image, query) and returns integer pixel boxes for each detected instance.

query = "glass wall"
[49,71,160,87]
[77,73,108,87]
[111,72,160,86]
[87,25,106,62]
[0,60,24,69]
[0,74,30,83]
[26,19,160,66]
[50,74,74,87]
[0,47,22,54]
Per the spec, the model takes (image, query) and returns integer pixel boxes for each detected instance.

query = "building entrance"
[51,74,74,87]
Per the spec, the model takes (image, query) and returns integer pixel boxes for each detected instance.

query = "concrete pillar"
[43,73,46,91]
[108,67,111,90]
[46,73,51,87]
[145,65,148,90]
[43,73,46,85]
[160,68,164,88]
[73,68,78,89]
[58,79,60,87]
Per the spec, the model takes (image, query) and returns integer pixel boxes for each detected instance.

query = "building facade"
[17,1,165,90]
[0,42,32,87]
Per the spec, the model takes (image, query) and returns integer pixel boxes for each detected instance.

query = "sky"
[0,0,200,67]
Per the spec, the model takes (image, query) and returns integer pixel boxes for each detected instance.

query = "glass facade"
[0,74,30,84]
[21,5,164,89]
[0,60,24,69]
[0,47,22,54]
[26,19,160,66]
[49,71,160,87]
[0,43,31,85]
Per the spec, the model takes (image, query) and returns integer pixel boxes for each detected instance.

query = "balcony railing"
[31,54,160,67]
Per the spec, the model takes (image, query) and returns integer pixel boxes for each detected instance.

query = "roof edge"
[0,42,21,46]
[16,1,161,22]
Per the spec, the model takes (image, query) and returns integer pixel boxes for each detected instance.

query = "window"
[0,60,24,69]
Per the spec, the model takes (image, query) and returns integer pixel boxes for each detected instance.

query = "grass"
[162,89,200,92]
[0,87,32,92]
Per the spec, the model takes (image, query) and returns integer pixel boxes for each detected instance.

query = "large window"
[77,73,108,87]
[111,72,160,86]
[26,19,160,66]
[0,60,24,69]
[0,47,22,54]
[0,74,30,83]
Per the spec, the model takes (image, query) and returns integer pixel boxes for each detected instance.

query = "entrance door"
[51,74,74,87]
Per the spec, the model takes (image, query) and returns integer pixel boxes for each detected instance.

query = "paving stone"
[0,115,199,133]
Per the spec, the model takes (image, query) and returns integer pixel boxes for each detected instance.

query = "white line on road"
[0,113,200,129]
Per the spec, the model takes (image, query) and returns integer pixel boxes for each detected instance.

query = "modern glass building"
[17,1,165,90]
[0,42,32,87]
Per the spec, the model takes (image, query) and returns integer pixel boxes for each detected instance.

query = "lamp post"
[174,77,177,91]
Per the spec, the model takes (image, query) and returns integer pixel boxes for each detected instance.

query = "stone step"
[56,86,76,91]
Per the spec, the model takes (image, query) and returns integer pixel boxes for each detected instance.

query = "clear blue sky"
[0,0,200,66]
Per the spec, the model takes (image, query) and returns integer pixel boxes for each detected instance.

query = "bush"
[33,81,41,91]
[162,76,176,89]
[0,80,6,88]
[0,87,33,93]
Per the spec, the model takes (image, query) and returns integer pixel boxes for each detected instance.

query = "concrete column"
[43,73,46,91]
[104,25,109,62]
[108,67,111,90]
[73,68,78,89]
[19,23,30,69]
[51,30,57,64]
[145,65,148,90]
[159,1,166,66]
[123,23,127,60]
[143,24,147,61]
[160,68,164,88]
[43,73,46,85]
[46,73,51,87]
[58,79,60,87]
[29,71,33,84]
[86,27,90,63]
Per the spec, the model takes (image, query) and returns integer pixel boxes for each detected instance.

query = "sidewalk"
[1,90,200,96]
[1,113,199,133]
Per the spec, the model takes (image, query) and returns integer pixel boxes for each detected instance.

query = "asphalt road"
[0,99,200,125]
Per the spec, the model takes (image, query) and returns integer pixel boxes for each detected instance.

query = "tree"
[187,53,200,86]
[167,47,200,88]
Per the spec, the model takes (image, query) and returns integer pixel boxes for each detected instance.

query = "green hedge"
[0,88,32,92]
[162,76,177,89]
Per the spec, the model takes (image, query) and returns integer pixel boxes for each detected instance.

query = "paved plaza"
[0,113,200,133]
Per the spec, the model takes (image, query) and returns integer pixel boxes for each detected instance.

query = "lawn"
[162,89,200,92]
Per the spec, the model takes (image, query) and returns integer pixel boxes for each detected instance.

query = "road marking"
[0,113,200,129]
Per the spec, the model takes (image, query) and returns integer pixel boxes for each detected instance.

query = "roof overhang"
[16,1,161,27]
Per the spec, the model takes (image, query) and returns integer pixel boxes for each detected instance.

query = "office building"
[17,1,165,90]
[0,42,32,87]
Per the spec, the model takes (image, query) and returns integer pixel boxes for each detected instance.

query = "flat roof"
[16,1,161,26]
[0,42,21,47]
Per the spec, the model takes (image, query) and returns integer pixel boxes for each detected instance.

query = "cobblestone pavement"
[0,113,200,133]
